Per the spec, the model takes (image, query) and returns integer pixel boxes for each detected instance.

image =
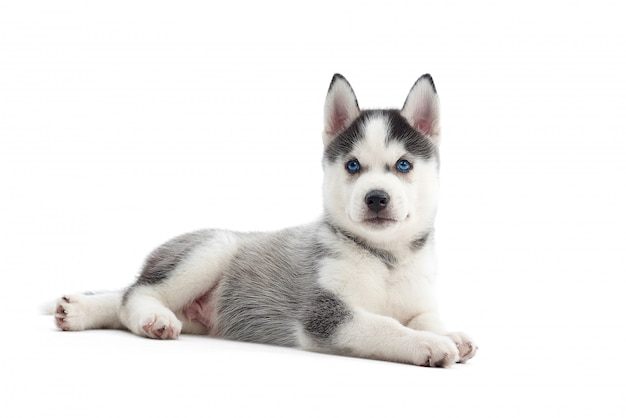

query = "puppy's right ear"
[323,74,360,146]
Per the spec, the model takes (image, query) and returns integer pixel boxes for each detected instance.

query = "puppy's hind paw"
[140,314,181,340]
[54,295,87,331]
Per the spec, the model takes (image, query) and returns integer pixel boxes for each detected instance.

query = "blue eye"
[346,159,360,174]
[396,159,412,172]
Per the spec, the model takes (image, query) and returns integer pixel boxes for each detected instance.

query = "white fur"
[119,291,182,339]
[55,292,123,331]
[332,309,459,366]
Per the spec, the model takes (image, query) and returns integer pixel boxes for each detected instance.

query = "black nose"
[365,190,390,213]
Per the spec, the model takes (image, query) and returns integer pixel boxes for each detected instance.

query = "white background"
[2,1,625,416]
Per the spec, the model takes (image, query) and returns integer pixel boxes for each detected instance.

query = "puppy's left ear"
[401,74,441,145]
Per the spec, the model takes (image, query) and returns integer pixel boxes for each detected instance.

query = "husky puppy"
[54,74,477,367]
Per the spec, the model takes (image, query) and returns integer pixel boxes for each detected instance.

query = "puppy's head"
[322,74,441,247]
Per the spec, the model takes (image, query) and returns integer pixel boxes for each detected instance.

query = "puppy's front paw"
[447,331,477,363]
[415,335,459,367]
[140,314,181,340]
[54,295,87,331]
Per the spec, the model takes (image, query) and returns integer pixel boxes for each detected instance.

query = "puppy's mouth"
[363,215,397,227]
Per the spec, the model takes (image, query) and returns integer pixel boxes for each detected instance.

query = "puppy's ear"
[401,74,441,144]
[323,74,360,145]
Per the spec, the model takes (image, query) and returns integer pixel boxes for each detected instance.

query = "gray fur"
[215,223,351,346]
[303,291,353,343]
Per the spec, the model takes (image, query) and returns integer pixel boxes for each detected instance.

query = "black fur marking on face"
[324,110,438,163]
[323,112,366,163]
[324,218,397,269]
[303,291,353,342]
[386,110,438,159]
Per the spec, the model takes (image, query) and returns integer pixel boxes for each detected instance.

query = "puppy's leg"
[304,306,459,367]
[346,310,460,366]
[54,291,124,331]
[119,286,182,339]
[119,230,238,339]
[407,312,477,363]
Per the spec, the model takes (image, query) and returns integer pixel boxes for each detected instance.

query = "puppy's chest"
[318,251,436,323]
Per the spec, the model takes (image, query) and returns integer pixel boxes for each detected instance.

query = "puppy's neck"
[323,216,432,269]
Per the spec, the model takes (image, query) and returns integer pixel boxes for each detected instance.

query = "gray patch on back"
[215,223,351,347]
